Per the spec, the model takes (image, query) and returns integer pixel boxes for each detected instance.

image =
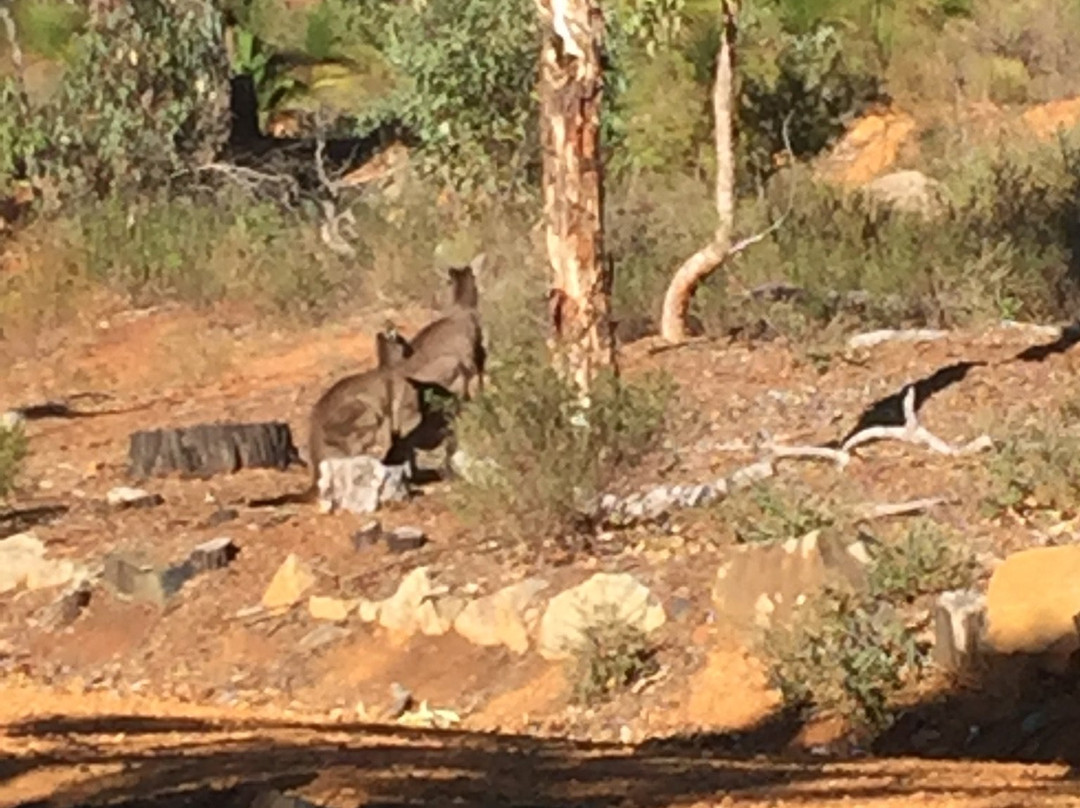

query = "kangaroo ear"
[469,252,487,273]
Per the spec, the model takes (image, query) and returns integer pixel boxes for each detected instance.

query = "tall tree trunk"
[538,0,615,394]
[659,0,738,344]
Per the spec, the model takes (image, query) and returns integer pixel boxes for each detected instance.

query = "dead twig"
[853,497,951,521]
[841,386,993,456]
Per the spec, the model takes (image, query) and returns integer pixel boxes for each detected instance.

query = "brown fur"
[248,326,414,507]
[399,257,487,399]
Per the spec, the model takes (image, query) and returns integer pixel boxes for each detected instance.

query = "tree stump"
[127,421,301,480]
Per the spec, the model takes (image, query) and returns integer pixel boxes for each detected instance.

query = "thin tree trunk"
[538,0,616,393]
[659,0,738,344]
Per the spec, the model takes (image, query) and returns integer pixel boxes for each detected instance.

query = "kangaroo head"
[376,324,414,367]
[447,263,480,309]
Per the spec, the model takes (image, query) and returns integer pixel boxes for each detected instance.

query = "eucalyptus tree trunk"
[537,0,616,393]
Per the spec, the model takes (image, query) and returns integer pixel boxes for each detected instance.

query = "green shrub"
[451,348,672,542]
[713,480,837,546]
[866,519,979,602]
[3,0,229,203]
[0,423,27,500]
[763,587,926,734]
[986,420,1080,518]
[570,605,660,705]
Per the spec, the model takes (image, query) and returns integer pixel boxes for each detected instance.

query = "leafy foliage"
[451,346,672,541]
[570,605,660,705]
[0,423,27,500]
[764,587,927,734]
[1,0,228,203]
[866,519,978,602]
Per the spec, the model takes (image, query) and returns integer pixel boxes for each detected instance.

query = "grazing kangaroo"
[401,255,487,399]
[248,325,415,507]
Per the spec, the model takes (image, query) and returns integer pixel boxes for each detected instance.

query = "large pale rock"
[0,533,80,594]
[861,170,950,219]
[711,530,870,632]
[261,554,316,610]
[537,573,666,661]
[317,455,411,515]
[985,545,1080,667]
[377,567,459,638]
[454,578,550,654]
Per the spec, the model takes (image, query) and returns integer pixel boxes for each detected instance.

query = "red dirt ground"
[3,301,1080,806]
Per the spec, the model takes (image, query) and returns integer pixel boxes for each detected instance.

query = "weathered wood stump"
[127,421,300,480]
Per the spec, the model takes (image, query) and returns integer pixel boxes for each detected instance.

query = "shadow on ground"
[6,702,1080,808]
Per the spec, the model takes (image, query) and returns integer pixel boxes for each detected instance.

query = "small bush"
[570,606,660,705]
[763,587,926,735]
[0,424,28,500]
[986,420,1080,518]
[451,349,672,542]
[866,519,979,602]
[713,480,837,546]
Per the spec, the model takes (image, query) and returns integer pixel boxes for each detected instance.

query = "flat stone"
[261,554,316,611]
[308,596,356,622]
[105,486,164,509]
[102,551,188,608]
[454,578,550,654]
[188,537,239,573]
[0,533,79,594]
[298,624,350,653]
[351,520,383,550]
[385,527,428,554]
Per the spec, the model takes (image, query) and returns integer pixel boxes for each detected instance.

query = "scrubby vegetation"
[0,423,27,500]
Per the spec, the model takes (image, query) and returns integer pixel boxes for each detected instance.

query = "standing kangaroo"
[401,255,487,399]
[387,256,488,477]
[249,325,417,507]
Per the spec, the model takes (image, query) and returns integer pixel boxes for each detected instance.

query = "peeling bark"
[537,0,615,393]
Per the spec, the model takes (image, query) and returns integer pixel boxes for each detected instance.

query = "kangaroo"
[248,325,414,507]
[400,255,487,400]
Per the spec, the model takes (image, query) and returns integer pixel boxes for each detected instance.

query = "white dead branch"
[853,497,951,521]
[841,386,993,456]
[847,328,949,351]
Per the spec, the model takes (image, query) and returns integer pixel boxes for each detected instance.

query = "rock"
[102,551,192,608]
[261,554,316,610]
[728,460,775,490]
[202,508,239,528]
[453,578,550,654]
[537,573,666,661]
[0,533,80,594]
[188,537,239,572]
[308,596,356,622]
[386,682,413,719]
[933,589,987,673]
[385,526,428,554]
[710,530,871,632]
[861,169,950,219]
[298,624,350,653]
[317,455,411,515]
[357,598,381,623]
[377,567,456,637]
[51,579,93,627]
[0,410,25,430]
[351,520,383,550]
[985,545,1080,671]
[105,486,164,509]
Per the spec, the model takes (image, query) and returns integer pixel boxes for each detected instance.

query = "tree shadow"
[874,650,1080,766]
[7,704,1080,808]
[1012,322,1080,363]
[831,360,987,448]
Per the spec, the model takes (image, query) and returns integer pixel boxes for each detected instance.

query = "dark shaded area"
[833,360,987,448]
[220,74,407,198]
[9,709,1078,808]
[1012,321,1080,363]
[0,502,69,539]
[876,652,1080,767]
